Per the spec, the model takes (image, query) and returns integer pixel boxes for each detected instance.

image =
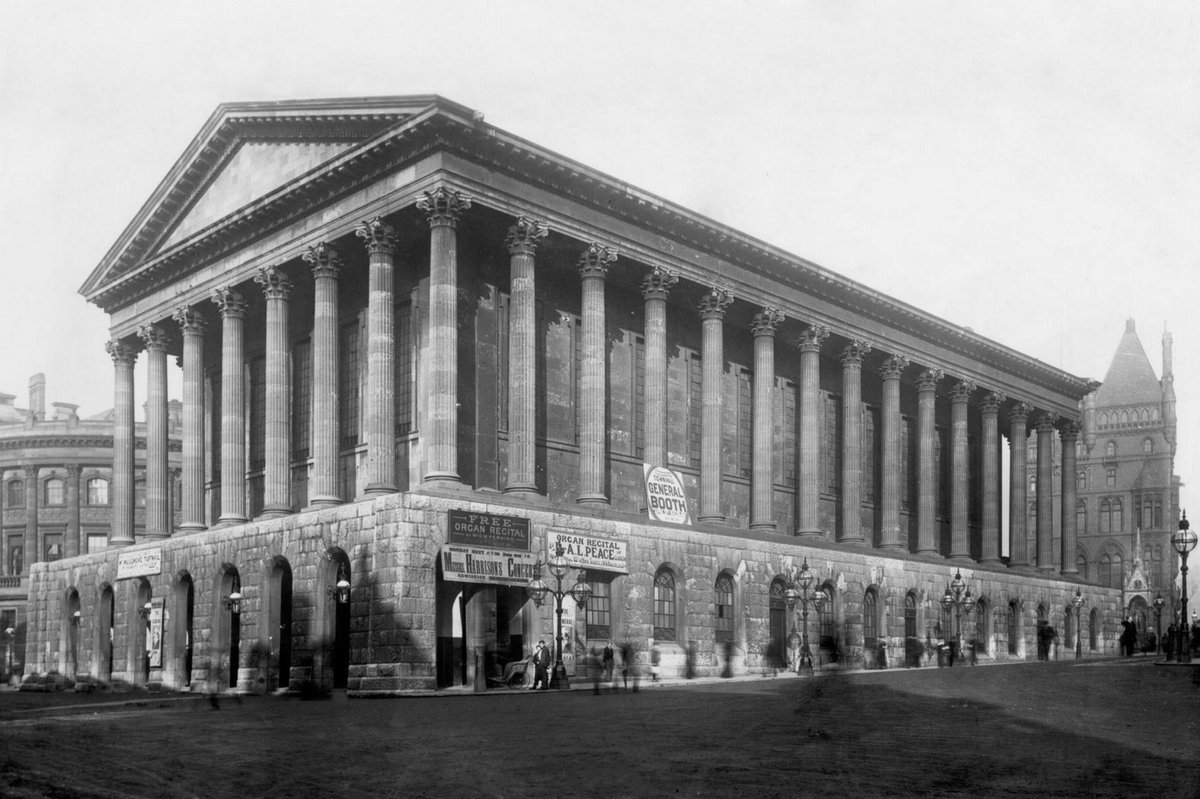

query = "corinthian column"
[1007,402,1032,569]
[172,307,206,532]
[878,354,908,549]
[915,368,943,555]
[750,308,783,530]
[254,266,293,516]
[417,187,472,485]
[1059,419,1081,576]
[1035,412,1057,572]
[212,287,248,526]
[23,465,38,568]
[105,338,137,548]
[577,243,617,505]
[948,379,976,561]
[504,216,548,496]
[356,217,398,496]
[839,339,871,543]
[643,267,679,468]
[979,391,1005,563]
[302,243,342,508]
[138,323,171,539]
[698,287,732,522]
[797,325,829,537]
[65,464,81,558]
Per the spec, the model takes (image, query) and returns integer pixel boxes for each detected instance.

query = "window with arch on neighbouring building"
[43,477,65,506]
[1105,441,1116,458]
[1098,553,1124,588]
[1143,437,1153,454]
[86,478,109,506]
[714,574,734,643]
[7,480,24,508]
[653,569,676,642]
[1100,497,1123,532]
[863,588,878,650]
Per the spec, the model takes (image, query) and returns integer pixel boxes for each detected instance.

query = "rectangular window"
[862,405,878,503]
[340,319,362,450]
[248,355,266,471]
[900,415,912,512]
[86,534,106,555]
[1106,468,1116,488]
[823,392,842,495]
[934,425,946,518]
[395,302,415,435]
[666,347,702,468]
[715,577,735,643]
[210,373,221,482]
[609,331,645,457]
[779,378,797,488]
[737,368,752,477]
[585,576,612,641]
[543,307,580,444]
[291,339,311,460]
[687,351,702,468]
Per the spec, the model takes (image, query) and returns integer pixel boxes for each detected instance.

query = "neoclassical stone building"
[23,96,1122,693]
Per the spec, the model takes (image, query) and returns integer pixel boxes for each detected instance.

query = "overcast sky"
[2,1,1197,521]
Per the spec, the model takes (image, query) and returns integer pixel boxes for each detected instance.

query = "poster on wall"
[447,510,530,551]
[439,544,540,586]
[644,464,692,526]
[547,529,628,574]
[117,548,162,580]
[147,598,164,669]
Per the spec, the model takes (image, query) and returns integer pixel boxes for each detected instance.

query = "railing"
[0,575,22,589]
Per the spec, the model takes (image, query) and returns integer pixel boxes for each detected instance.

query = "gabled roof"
[1094,319,1162,408]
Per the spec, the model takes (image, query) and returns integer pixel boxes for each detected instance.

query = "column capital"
[211,287,247,318]
[980,391,1005,413]
[505,216,549,255]
[1009,400,1033,425]
[698,286,734,319]
[302,242,343,279]
[915,368,944,392]
[751,307,784,337]
[254,265,293,300]
[22,463,37,480]
[172,307,206,334]
[137,324,169,352]
[641,266,679,300]
[1058,418,1083,441]
[878,353,909,379]
[355,217,398,255]
[578,242,618,279]
[105,338,137,365]
[65,463,82,479]
[796,325,830,353]
[948,379,977,403]
[417,186,472,228]
[1035,412,1060,433]
[840,339,871,367]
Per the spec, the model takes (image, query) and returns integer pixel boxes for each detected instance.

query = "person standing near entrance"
[532,640,551,690]
[602,642,615,684]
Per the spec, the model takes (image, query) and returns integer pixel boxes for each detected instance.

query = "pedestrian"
[649,641,660,682]
[531,640,550,690]
[1120,617,1137,657]
[619,640,639,692]
[602,641,615,684]
[587,647,602,695]
[685,641,697,679]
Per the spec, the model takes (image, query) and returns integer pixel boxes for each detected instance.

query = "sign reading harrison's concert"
[116,547,162,580]
[447,510,531,551]
[547,529,629,574]
[439,544,540,587]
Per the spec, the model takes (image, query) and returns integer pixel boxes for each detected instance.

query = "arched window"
[1076,554,1088,581]
[903,592,917,642]
[863,588,879,650]
[974,601,989,655]
[7,480,24,508]
[653,569,677,642]
[1100,498,1123,533]
[1105,441,1117,458]
[1142,438,1153,454]
[86,478,109,506]
[817,583,835,641]
[1099,554,1124,588]
[44,477,65,506]
[1076,501,1087,534]
[1077,471,1087,490]
[714,574,734,643]
[1007,602,1019,655]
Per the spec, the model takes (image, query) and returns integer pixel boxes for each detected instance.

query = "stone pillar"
[750,308,783,530]
[1007,402,1032,569]
[212,287,248,526]
[302,243,343,508]
[254,266,293,516]
[105,338,137,548]
[797,325,829,537]
[878,354,908,550]
[979,392,1005,563]
[1035,412,1057,572]
[576,243,617,505]
[417,187,472,485]
[355,218,398,496]
[172,307,207,533]
[1059,420,1081,576]
[915,368,943,556]
[23,464,37,570]
[65,464,81,559]
[948,379,975,561]
[138,323,170,539]
[839,339,871,544]
[504,216,548,496]
[698,288,732,522]
[643,267,679,468]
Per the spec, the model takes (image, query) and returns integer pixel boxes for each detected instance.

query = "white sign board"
[147,598,164,669]
[117,548,162,580]
[644,464,692,525]
[439,544,540,586]
[547,529,628,574]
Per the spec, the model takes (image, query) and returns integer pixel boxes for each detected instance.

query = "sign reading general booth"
[644,464,693,526]
[439,544,540,586]
[117,548,162,580]
[447,510,531,551]
[547,529,629,574]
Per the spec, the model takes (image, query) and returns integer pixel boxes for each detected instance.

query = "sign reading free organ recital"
[643,464,693,526]
[442,509,537,586]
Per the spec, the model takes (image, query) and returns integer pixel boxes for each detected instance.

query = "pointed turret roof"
[1093,319,1162,407]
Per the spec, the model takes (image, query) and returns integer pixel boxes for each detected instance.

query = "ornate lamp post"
[527,542,592,688]
[1152,593,1165,656]
[1171,511,1197,664]
[1072,589,1084,659]
[783,558,827,676]
[940,570,976,666]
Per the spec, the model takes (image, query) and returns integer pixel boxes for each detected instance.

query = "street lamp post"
[4,626,13,683]
[783,558,827,676]
[527,542,592,689]
[1152,593,1165,657]
[1072,589,1084,659]
[1171,511,1197,664]
[940,570,976,666]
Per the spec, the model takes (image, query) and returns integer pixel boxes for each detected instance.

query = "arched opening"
[1007,601,1020,656]
[214,567,242,692]
[768,577,788,670]
[98,585,114,683]
[974,598,990,657]
[64,589,81,682]
[327,551,351,690]
[170,573,194,690]
[816,580,839,666]
[862,587,881,668]
[266,558,293,691]
[1036,603,1049,661]
[1089,608,1099,651]
[904,592,919,667]
[131,578,152,687]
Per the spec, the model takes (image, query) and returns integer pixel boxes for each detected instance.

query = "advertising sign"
[447,510,531,551]
[147,598,164,669]
[547,529,628,574]
[439,544,540,586]
[644,464,693,525]
[117,548,162,580]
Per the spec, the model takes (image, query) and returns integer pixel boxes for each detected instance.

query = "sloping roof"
[1094,319,1162,408]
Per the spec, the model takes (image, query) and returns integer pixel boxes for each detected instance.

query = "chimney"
[28,373,46,421]
[52,402,79,426]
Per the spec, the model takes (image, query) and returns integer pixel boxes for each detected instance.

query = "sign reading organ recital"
[447,510,531,551]
[547,529,629,574]
[442,508,537,586]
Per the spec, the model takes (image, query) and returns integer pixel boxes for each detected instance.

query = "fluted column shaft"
[106,339,137,548]
[879,355,907,549]
[173,308,206,532]
[1036,414,1057,571]
[356,218,398,496]
[303,243,342,507]
[138,324,170,539]
[577,243,616,505]
[916,369,942,555]
[213,287,248,525]
[504,217,548,495]
[23,465,38,569]
[979,392,1004,563]
[839,340,870,543]
[65,464,81,559]
[1059,421,1081,575]
[255,266,293,515]
[750,309,783,529]
[949,380,975,560]
[698,289,732,522]
[643,268,678,468]
[1007,402,1031,569]
[797,326,829,536]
